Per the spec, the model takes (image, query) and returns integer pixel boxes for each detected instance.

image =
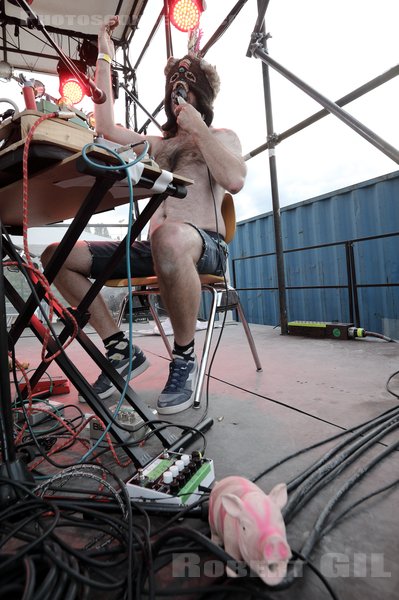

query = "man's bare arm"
[175,101,246,194]
[201,128,246,195]
[94,16,160,152]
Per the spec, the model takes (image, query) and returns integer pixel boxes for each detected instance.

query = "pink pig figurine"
[208,476,291,586]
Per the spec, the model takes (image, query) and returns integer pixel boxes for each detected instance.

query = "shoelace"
[164,360,191,392]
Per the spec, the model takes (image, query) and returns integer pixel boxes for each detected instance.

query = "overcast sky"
[200,0,399,222]
[4,0,399,227]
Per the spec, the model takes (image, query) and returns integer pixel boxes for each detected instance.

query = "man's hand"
[98,16,119,59]
[175,102,207,137]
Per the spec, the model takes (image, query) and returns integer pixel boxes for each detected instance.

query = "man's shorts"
[86,224,229,280]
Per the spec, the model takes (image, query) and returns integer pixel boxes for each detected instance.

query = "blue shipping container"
[229,170,399,338]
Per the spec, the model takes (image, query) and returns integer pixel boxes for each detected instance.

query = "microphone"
[82,73,107,104]
[172,84,188,105]
[89,83,107,105]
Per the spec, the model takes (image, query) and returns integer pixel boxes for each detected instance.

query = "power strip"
[288,321,354,340]
[14,400,65,425]
[125,450,215,506]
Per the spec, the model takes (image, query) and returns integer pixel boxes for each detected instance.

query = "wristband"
[97,52,112,64]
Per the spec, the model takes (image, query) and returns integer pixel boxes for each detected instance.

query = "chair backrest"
[221,192,236,244]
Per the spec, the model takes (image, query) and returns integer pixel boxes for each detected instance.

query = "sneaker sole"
[117,357,150,380]
[79,358,150,403]
[157,363,198,415]
[156,395,195,415]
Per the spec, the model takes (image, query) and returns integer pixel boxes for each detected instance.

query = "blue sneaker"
[157,357,198,415]
[79,346,149,402]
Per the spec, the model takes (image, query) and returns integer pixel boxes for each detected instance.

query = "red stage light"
[57,59,87,106]
[169,0,204,33]
[59,78,85,105]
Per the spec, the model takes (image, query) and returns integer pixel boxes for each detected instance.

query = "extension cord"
[14,400,65,425]
[347,327,366,338]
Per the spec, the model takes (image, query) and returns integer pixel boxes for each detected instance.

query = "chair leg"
[115,291,174,360]
[193,286,263,408]
[235,301,263,372]
[115,293,129,328]
[193,286,219,409]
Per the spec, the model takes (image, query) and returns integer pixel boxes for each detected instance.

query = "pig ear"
[268,483,288,509]
[221,493,244,518]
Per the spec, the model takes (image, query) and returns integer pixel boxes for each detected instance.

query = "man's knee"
[41,240,92,275]
[41,242,59,268]
[151,223,201,264]
[152,222,184,250]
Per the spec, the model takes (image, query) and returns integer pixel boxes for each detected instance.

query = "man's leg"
[151,223,203,346]
[41,241,149,400]
[150,222,203,414]
[41,241,119,339]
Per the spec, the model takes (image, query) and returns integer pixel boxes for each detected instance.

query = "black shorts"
[86,225,228,279]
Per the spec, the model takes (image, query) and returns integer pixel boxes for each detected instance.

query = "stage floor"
[9,319,399,599]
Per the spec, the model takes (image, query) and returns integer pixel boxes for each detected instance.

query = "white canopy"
[0,0,147,75]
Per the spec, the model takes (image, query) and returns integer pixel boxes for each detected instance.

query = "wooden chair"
[106,193,262,408]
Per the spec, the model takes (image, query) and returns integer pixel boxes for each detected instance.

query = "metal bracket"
[247,31,271,57]
[267,132,280,147]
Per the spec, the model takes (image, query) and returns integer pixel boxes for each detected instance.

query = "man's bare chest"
[154,137,204,173]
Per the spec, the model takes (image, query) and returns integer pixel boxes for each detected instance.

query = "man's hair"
[162,53,220,138]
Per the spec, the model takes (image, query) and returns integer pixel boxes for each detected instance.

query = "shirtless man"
[41,16,246,415]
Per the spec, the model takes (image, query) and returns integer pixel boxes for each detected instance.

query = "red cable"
[14,115,132,472]
[21,112,78,361]
[28,411,131,471]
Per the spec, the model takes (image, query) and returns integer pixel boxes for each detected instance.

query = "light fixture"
[79,38,98,67]
[0,61,44,98]
[0,60,14,81]
[169,0,205,33]
[57,59,87,105]
[32,80,45,98]
[86,111,96,129]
